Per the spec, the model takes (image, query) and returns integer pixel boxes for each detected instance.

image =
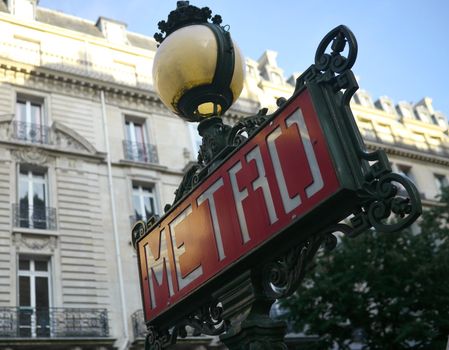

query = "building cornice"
[365,141,449,166]
[0,58,162,107]
[352,104,447,133]
[352,103,398,121]
[0,139,107,162]
[400,117,447,133]
[116,160,183,176]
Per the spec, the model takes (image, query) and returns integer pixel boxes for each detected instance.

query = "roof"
[127,32,157,51]
[36,8,103,37]
[34,7,157,51]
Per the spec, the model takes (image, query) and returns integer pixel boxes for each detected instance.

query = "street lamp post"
[133,2,422,349]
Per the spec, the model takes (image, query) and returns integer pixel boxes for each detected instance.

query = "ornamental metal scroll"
[259,25,421,306]
[261,224,349,300]
[314,25,358,75]
[171,300,227,338]
[169,107,272,206]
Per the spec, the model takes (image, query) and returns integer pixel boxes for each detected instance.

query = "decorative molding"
[11,146,50,165]
[0,61,160,108]
[366,141,449,166]
[52,121,97,154]
[0,119,11,140]
[13,233,57,252]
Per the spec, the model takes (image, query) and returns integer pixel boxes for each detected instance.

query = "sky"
[39,0,449,117]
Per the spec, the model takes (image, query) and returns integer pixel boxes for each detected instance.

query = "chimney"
[96,17,128,45]
[7,0,38,20]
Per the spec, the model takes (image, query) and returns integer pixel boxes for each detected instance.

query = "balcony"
[12,204,57,231]
[0,307,109,338]
[11,121,51,145]
[123,141,159,164]
[131,310,146,340]
[362,130,449,158]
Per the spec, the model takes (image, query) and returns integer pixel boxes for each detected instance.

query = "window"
[247,65,257,78]
[132,183,158,222]
[428,136,443,155]
[126,119,146,145]
[355,92,373,108]
[430,114,438,125]
[16,166,50,230]
[15,95,48,144]
[412,132,428,151]
[397,165,415,183]
[375,123,394,144]
[414,106,431,123]
[18,256,51,338]
[356,118,376,141]
[395,165,418,197]
[434,174,448,193]
[123,118,158,163]
[271,72,282,84]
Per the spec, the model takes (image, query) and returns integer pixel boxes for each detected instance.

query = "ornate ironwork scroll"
[297,25,421,235]
[170,107,271,206]
[172,300,226,338]
[145,326,171,350]
[142,301,226,350]
[131,217,158,249]
[255,25,421,308]
[261,224,347,300]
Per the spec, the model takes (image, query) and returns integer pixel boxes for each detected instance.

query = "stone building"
[0,1,447,349]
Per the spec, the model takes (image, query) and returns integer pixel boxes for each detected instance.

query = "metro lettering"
[229,161,250,243]
[286,109,324,198]
[246,146,278,224]
[267,126,302,214]
[144,228,174,309]
[169,205,204,290]
[196,178,226,261]
[138,90,341,321]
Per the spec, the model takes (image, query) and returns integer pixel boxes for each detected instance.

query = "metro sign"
[136,88,348,323]
[134,26,422,348]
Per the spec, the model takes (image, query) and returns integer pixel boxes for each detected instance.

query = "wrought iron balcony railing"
[362,130,449,158]
[0,307,109,338]
[131,310,147,339]
[129,214,159,226]
[11,121,51,144]
[12,204,57,230]
[123,140,159,164]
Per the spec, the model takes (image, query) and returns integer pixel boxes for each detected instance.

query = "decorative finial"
[177,1,189,8]
[154,2,223,44]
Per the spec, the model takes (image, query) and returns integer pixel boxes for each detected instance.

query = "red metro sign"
[136,89,342,322]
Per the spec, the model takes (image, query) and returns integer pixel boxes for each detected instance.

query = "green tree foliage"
[281,188,449,350]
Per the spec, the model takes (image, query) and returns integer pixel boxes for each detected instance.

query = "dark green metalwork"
[154,1,222,44]
[217,270,288,350]
[137,24,423,350]
[166,108,271,210]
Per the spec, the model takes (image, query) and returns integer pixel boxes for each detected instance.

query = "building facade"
[0,1,447,349]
